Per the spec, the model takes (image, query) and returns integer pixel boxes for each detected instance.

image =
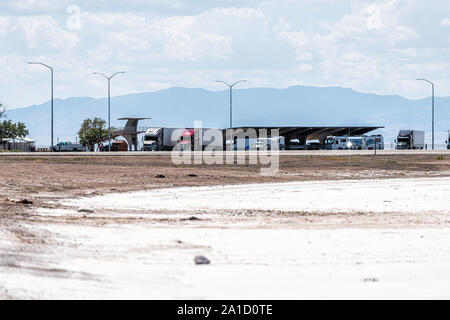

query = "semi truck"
[52,142,83,152]
[143,128,217,151]
[143,128,179,151]
[396,130,425,150]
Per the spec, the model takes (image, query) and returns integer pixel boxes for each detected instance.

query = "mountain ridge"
[5,85,450,146]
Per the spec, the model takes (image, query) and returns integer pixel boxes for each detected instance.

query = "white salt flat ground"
[62,177,450,215]
[1,177,450,299]
[1,227,449,299]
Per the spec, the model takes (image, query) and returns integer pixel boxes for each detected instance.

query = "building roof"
[230,126,384,143]
[1,137,35,143]
[234,126,382,134]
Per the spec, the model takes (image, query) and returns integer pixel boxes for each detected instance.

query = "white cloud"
[14,16,79,49]
[0,17,11,37]
[1,0,450,108]
[295,52,314,61]
[298,64,313,72]
[80,12,233,62]
[7,0,55,12]
[212,7,265,19]
[440,18,450,26]
[278,31,309,47]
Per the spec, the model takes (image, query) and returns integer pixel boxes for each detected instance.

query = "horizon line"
[6,84,444,111]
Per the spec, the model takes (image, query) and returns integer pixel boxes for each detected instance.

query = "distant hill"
[5,85,450,146]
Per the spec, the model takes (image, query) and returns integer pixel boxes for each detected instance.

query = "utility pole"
[216,80,247,129]
[27,62,54,151]
[216,80,247,148]
[93,72,126,152]
[417,79,435,150]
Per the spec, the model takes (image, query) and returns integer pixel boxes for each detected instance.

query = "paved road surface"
[1,149,450,157]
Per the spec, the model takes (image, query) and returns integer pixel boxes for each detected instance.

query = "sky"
[1,0,450,109]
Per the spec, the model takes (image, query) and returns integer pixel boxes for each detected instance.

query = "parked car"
[288,142,306,150]
[306,140,322,150]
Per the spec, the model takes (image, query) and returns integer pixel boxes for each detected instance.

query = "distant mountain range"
[5,85,450,146]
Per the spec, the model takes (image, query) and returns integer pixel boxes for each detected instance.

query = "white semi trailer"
[143,128,218,151]
[396,130,425,150]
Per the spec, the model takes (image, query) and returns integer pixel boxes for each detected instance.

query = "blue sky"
[1,0,450,109]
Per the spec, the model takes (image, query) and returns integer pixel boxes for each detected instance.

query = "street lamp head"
[27,62,52,70]
[216,80,248,87]
[231,80,247,87]
[93,71,126,79]
[417,78,434,85]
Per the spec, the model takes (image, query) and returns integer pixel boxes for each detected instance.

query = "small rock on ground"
[194,255,210,265]
[78,208,94,213]
[185,216,201,221]
[363,277,379,283]
[5,198,34,205]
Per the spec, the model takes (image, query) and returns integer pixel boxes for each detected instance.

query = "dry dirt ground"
[1,154,449,201]
[0,154,449,299]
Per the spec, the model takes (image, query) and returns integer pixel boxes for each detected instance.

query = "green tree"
[0,120,11,150]
[15,122,29,139]
[0,103,5,119]
[78,117,109,151]
[0,120,29,151]
[2,120,14,137]
[0,104,29,151]
[0,120,29,138]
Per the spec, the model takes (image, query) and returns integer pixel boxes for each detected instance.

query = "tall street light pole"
[216,80,247,129]
[93,72,126,152]
[417,78,435,150]
[27,62,54,151]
